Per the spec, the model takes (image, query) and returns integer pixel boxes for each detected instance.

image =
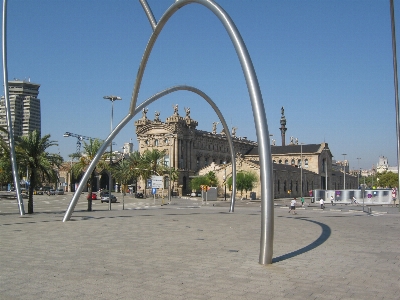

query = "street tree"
[141,148,166,178]
[190,175,210,191]
[227,171,258,199]
[15,130,63,213]
[190,171,218,191]
[376,171,398,188]
[71,138,108,211]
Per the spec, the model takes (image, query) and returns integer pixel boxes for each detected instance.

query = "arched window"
[154,139,158,146]
[273,160,276,164]
[305,159,309,168]
[279,160,282,164]
[291,159,295,165]
[285,159,289,165]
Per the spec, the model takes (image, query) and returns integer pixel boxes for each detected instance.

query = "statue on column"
[232,127,237,137]
[212,122,219,134]
[173,104,179,115]
[154,111,160,122]
[184,107,191,119]
[142,107,148,119]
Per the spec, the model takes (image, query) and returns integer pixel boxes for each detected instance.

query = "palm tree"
[141,148,166,177]
[0,126,12,189]
[72,139,108,211]
[15,130,63,214]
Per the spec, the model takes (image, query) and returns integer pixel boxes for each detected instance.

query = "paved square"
[0,194,399,299]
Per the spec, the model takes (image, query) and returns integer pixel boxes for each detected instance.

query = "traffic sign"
[152,188,157,195]
[147,179,152,188]
[151,176,163,188]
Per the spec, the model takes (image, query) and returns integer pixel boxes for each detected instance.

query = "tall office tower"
[0,80,41,140]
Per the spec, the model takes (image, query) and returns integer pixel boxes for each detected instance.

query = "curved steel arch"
[63,85,237,217]
[65,0,273,264]
[2,0,25,215]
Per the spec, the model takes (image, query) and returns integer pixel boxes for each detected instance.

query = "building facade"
[135,106,357,198]
[0,80,41,139]
[135,106,257,195]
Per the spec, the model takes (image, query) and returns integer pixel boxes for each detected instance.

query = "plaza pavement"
[0,193,399,300]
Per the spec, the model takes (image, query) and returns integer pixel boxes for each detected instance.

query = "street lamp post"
[300,143,303,197]
[103,95,122,211]
[357,157,361,188]
[165,134,174,203]
[342,154,347,189]
[223,162,227,201]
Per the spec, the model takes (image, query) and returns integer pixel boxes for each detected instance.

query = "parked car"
[136,192,144,198]
[101,193,117,203]
[34,190,44,195]
[48,189,56,195]
[87,193,97,200]
[56,188,64,195]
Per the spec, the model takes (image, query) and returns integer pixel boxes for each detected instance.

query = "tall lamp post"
[103,95,122,211]
[300,143,304,197]
[342,153,347,189]
[357,157,361,188]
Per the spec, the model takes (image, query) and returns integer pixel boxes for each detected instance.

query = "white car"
[101,193,117,203]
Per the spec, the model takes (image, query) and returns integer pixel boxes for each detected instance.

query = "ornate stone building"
[135,105,256,195]
[136,106,358,198]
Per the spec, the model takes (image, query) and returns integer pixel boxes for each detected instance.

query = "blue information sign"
[152,188,157,195]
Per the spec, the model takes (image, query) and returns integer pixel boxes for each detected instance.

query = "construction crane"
[63,132,101,154]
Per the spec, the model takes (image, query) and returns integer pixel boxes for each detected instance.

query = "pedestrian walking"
[301,197,305,207]
[320,198,325,209]
[330,195,334,206]
[352,196,358,204]
[289,197,297,214]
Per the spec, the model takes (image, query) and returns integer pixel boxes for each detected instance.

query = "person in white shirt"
[320,198,325,209]
[289,198,297,214]
[330,195,335,206]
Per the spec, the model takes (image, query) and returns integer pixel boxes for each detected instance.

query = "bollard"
[367,207,372,213]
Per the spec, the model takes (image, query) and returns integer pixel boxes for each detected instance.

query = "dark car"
[87,193,97,200]
[101,193,117,203]
[136,192,144,198]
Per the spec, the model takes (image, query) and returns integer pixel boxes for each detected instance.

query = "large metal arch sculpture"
[67,0,273,264]
[2,0,25,215]
[63,85,237,219]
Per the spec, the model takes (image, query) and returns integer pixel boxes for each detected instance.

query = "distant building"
[376,156,398,174]
[0,80,41,139]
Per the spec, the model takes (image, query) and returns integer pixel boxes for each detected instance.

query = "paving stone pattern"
[0,194,399,299]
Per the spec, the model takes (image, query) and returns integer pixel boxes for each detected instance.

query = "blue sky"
[1,0,399,170]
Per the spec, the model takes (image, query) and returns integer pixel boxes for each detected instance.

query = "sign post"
[151,176,163,205]
[361,184,367,212]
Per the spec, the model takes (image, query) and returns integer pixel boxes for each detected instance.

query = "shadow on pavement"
[272,217,331,263]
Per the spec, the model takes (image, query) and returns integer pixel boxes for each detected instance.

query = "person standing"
[320,198,325,209]
[330,195,334,206]
[289,197,297,214]
[301,197,305,207]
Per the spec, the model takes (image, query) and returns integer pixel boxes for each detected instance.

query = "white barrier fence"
[313,189,394,205]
